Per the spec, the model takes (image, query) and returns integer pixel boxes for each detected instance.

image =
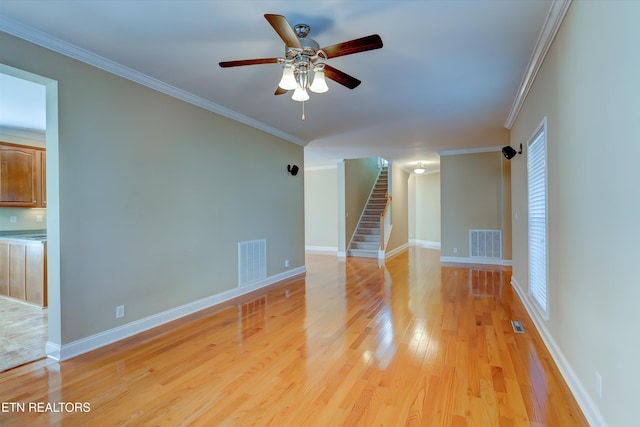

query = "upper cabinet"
[0,142,46,208]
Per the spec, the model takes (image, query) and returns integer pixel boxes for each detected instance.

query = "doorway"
[0,64,60,370]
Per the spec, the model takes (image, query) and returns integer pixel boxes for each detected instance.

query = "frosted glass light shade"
[292,86,309,102]
[278,66,298,90]
[414,163,426,174]
[309,70,329,93]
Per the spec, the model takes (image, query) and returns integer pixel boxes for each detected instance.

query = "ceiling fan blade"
[321,34,383,59]
[324,65,361,89]
[219,58,279,68]
[264,14,302,49]
[274,87,288,95]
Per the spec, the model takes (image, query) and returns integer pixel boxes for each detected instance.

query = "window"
[527,118,548,317]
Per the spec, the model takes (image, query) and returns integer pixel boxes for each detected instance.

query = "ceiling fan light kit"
[219,14,383,120]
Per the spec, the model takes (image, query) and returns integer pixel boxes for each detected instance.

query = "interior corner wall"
[408,175,416,241]
[0,31,304,345]
[412,172,441,245]
[440,151,509,260]
[500,157,512,261]
[304,168,338,250]
[509,2,640,426]
[386,163,408,252]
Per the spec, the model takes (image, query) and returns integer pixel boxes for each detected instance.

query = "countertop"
[0,230,47,243]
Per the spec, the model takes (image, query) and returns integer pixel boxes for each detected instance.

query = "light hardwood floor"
[0,248,587,426]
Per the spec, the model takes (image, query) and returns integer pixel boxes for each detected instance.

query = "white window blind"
[527,120,548,315]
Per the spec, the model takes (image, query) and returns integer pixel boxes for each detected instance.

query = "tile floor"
[0,296,48,372]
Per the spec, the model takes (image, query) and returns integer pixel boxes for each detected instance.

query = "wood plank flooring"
[0,248,587,426]
[0,297,47,372]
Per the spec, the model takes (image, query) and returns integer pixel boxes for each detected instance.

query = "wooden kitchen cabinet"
[0,240,47,307]
[0,242,8,296]
[26,244,46,306]
[38,150,46,207]
[9,244,26,299]
[0,142,46,208]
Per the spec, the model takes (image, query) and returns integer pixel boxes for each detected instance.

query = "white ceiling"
[0,0,553,170]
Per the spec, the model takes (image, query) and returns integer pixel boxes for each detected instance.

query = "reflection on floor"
[0,296,48,372]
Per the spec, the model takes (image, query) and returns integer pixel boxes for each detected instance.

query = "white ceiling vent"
[238,239,267,286]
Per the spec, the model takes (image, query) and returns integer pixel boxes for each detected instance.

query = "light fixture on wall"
[502,143,523,160]
[413,162,426,175]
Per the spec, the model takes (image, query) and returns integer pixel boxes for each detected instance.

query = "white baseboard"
[382,243,409,260]
[47,266,306,362]
[440,255,512,267]
[510,277,607,427]
[410,239,441,249]
[305,245,338,254]
[337,251,347,259]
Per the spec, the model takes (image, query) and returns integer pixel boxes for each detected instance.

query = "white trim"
[337,251,347,259]
[46,267,306,362]
[305,245,338,254]
[440,256,512,267]
[0,16,306,147]
[438,146,502,156]
[504,0,572,128]
[45,341,61,361]
[410,239,441,250]
[510,277,608,427]
[382,243,409,260]
[304,165,338,171]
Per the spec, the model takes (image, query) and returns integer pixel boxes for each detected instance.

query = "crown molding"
[504,0,572,129]
[0,16,307,147]
[304,165,338,171]
[438,146,501,156]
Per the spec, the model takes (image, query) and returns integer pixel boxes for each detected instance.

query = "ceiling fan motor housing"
[294,23,311,38]
[286,36,320,60]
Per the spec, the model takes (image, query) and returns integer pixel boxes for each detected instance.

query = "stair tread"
[348,168,389,256]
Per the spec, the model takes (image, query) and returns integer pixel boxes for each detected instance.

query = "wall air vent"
[469,229,502,259]
[238,239,266,286]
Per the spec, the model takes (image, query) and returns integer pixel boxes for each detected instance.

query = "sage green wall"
[1,31,304,344]
[410,172,441,244]
[510,2,639,425]
[386,163,408,253]
[343,157,379,247]
[440,151,511,260]
[0,133,47,231]
[304,168,338,249]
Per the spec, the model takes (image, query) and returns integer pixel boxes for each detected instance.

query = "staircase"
[348,167,389,259]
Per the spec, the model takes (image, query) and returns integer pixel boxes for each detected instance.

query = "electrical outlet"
[596,371,602,398]
[453,247,458,254]
[36,215,43,223]
[116,305,125,319]
[284,259,290,268]
[10,216,17,224]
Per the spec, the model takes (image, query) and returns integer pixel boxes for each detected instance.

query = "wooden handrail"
[380,194,392,250]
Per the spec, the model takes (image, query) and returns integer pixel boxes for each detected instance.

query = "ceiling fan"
[219,14,383,118]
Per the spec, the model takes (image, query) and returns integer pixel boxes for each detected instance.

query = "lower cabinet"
[0,241,47,307]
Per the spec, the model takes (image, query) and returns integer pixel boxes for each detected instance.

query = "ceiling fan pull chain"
[302,101,305,121]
